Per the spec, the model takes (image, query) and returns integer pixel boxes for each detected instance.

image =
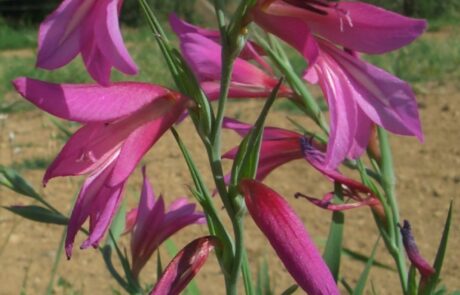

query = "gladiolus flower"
[129,167,205,278]
[400,220,435,278]
[170,14,291,100]
[251,0,426,168]
[150,236,218,295]
[224,118,381,211]
[240,179,338,294]
[13,77,188,257]
[37,0,138,85]
[304,39,423,168]
[252,0,427,63]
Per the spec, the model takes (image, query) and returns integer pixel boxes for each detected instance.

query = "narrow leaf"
[422,201,453,295]
[280,285,299,295]
[353,237,380,295]
[323,182,345,281]
[0,166,42,200]
[4,205,67,225]
[241,251,255,295]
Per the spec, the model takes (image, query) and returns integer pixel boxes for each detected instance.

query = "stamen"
[76,150,97,163]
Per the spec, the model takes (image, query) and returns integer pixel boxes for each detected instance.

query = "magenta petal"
[308,1,426,54]
[43,123,123,184]
[150,236,217,295]
[253,10,319,66]
[107,97,187,187]
[348,108,372,160]
[94,0,138,75]
[81,32,112,86]
[65,159,124,258]
[319,41,423,141]
[240,180,338,294]
[313,53,358,168]
[36,0,86,69]
[13,78,171,123]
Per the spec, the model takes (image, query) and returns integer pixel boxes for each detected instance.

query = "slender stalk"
[378,128,408,293]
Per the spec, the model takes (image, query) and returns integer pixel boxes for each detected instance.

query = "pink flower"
[240,179,338,294]
[169,14,291,100]
[252,0,426,167]
[13,77,188,257]
[304,39,423,168]
[150,236,218,295]
[128,167,205,278]
[224,118,380,211]
[36,0,138,85]
[253,0,427,63]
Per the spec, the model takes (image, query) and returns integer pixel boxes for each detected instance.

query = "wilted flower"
[128,167,205,278]
[400,220,435,278]
[13,77,189,257]
[240,179,338,294]
[36,0,138,85]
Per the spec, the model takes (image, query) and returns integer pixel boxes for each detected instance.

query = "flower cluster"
[11,0,437,293]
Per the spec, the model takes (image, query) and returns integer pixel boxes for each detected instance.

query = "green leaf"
[342,247,394,271]
[241,251,255,295]
[231,78,283,185]
[256,259,272,295]
[4,205,68,225]
[341,278,353,295]
[323,182,345,281]
[280,285,298,295]
[0,166,42,200]
[105,203,126,248]
[353,237,380,295]
[421,201,453,295]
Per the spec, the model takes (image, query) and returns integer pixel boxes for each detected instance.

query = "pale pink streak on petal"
[240,180,338,295]
[310,52,358,168]
[13,78,171,123]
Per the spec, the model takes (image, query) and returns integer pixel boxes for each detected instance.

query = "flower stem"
[377,128,408,293]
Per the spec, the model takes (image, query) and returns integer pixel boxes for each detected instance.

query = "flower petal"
[240,180,338,294]
[319,41,423,141]
[150,236,218,295]
[36,0,91,69]
[65,158,124,258]
[13,78,172,123]
[107,96,188,186]
[266,1,426,54]
[253,9,319,65]
[94,0,138,75]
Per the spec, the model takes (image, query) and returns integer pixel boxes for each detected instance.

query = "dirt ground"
[1,43,460,295]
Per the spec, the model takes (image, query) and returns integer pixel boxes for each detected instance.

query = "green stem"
[377,128,408,293]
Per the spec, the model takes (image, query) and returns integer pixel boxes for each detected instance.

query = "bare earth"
[1,69,459,294]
